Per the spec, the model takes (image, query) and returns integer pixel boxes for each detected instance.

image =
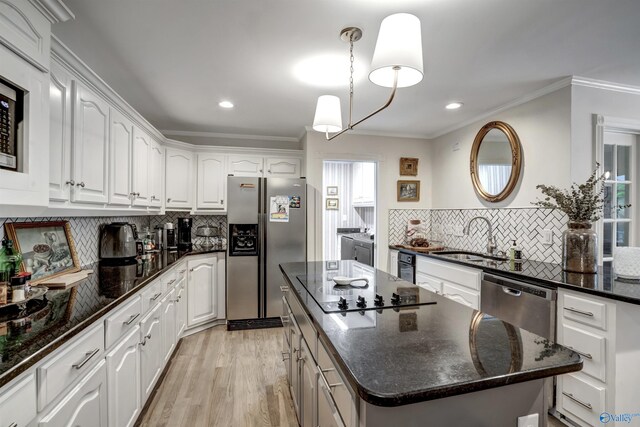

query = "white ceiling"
[52,0,640,144]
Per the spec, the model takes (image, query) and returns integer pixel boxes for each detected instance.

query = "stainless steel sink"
[432,250,508,262]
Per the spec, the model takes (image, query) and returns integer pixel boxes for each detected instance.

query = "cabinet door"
[161,289,177,364]
[300,339,316,427]
[176,279,187,337]
[109,108,134,205]
[71,81,110,204]
[187,256,217,326]
[49,61,73,202]
[149,140,163,208]
[132,126,150,206]
[352,162,375,206]
[290,320,301,420]
[38,360,108,427]
[228,155,263,177]
[415,272,442,295]
[265,157,301,178]
[0,374,37,427]
[197,153,226,210]
[106,326,141,427]
[140,303,162,401]
[442,282,479,309]
[388,250,399,276]
[317,378,344,427]
[165,147,194,209]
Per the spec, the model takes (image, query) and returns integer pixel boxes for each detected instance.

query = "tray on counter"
[0,286,48,310]
[393,244,445,253]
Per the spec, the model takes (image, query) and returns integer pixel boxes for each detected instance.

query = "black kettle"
[99,222,138,259]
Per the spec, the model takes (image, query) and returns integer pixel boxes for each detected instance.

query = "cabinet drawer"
[562,293,607,331]
[163,269,178,289]
[175,263,188,284]
[416,257,480,291]
[442,282,479,309]
[0,373,36,427]
[558,373,606,427]
[318,340,355,427]
[141,279,164,314]
[287,293,316,358]
[105,295,143,349]
[561,324,606,382]
[37,323,105,410]
[415,272,442,295]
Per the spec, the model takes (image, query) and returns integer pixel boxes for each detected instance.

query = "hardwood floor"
[138,325,297,427]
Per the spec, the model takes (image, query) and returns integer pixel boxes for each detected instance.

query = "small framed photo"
[4,221,81,284]
[397,180,420,202]
[325,260,339,270]
[400,157,419,176]
[326,198,339,210]
[326,186,338,196]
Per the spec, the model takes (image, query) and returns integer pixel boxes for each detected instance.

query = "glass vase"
[562,222,598,274]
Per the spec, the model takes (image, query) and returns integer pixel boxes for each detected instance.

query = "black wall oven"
[398,252,416,284]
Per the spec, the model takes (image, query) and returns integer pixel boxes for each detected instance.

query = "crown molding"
[29,0,74,23]
[161,129,299,143]
[571,76,640,95]
[303,126,429,141]
[164,138,302,156]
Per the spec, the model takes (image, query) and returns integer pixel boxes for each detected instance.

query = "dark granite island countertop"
[280,261,582,408]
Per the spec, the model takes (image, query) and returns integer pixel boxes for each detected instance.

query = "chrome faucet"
[463,216,497,255]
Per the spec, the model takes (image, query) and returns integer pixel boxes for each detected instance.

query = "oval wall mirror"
[470,121,522,202]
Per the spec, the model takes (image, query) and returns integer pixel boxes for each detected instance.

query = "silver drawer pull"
[564,306,594,317]
[280,315,289,324]
[179,269,186,273]
[140,333,152,346]
[562,391,593,410]
[151,292,162,301]
[123,313,140,325]
[566,346,593,360]
[167,279,176,285]
[280,285,289,292]
[318,366,343,390]
[282,351,290,361]
[72,348,100,369]
[9,422,18,427]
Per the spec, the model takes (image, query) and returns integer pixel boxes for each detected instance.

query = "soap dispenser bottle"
[509,240,522,261]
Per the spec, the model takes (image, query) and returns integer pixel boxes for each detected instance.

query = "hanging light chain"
[348,32,355,128]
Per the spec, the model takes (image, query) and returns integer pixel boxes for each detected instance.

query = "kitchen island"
[280,260,582,427]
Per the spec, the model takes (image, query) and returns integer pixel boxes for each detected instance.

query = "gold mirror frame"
[470,121,522,202]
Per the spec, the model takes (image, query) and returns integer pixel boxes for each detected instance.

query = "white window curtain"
[478,164,511,195]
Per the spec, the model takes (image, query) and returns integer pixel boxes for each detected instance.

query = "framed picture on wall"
[326,186,338,196]
[399,157,419,176]
[397,180,420,202]
[4,221,81,284]
[326,198,339,210]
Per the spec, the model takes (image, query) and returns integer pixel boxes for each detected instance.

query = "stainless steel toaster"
[99,222,138,259]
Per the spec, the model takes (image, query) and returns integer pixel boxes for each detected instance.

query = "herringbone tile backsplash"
[389,208,568,264]
[0,214,226,266]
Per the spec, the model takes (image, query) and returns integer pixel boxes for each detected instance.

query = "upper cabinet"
[265,157,302,178]
[132,126,151,207]
[109,108,134,206]
[148,140,163,209]
[228,155,302,178]
[0,0,51,71]
[197,153,226,210]
[352,162,375,206]
[165,147,194,210]
[228,155,263,177]
[71,81,110,204]
[48,61,72,202]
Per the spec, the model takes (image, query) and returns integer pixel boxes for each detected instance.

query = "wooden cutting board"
[39,269,94,289]
[393,244,445,253]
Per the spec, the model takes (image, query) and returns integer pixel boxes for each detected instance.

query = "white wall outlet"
[542,229,553,245]
[517,413,539,427]
[444,225,454,235]
[452,141,461,152]
[453,225,464,237]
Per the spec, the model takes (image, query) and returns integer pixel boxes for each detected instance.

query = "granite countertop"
[391,245,640,305]
[280,261,582,407]
[0,245,226,388]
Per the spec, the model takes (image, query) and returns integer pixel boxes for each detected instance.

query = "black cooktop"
[296,261,437,313]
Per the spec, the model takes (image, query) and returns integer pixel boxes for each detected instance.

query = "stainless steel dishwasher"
[480,272,556,340]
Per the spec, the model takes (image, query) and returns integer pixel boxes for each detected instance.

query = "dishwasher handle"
[502,286,522,297]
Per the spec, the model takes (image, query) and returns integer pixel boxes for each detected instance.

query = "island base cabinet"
[300,339,316,427]
[38,360,108,427]
[106,326,141,427]
[317,380,345,427]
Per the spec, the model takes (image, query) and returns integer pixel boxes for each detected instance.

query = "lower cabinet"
[38,360,108,427]
[176,278,187,337]
[300,339,317,427]
[0,374,37,427]
[106,326,141,427]
[140,302,163,402]
[317,378,345,427]
[161,288,177,365]
[187,254,225,327]
[388,249,399,276]
[289,318,302,420]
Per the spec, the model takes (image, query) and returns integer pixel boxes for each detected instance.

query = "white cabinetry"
[149,139,163,208]
[300,338,317,427]
[139,302,163,401]
[0,0,52,72]
[165,147,194,209]
[0,373,37,427]
[415,257,481,309]
[187,254,225,327]
[71,81,110,204]
[197,153,226,210]
[265,157,301,177]
[132,126,151,207]
[161,288,177,364]
[106,325,141,427]
[352,162,375,206]
[388,249,398,276]
[109,108,134,205]
[228,155,263,177]
[48,61,73,202]
[176,277,187,337]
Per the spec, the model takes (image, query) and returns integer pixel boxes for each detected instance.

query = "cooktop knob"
[374,294,384,306]
[356,295,367,308]
[338,297,348,310]
[391,292,401,304]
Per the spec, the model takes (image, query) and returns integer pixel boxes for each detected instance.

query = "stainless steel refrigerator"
[226,176,306,323]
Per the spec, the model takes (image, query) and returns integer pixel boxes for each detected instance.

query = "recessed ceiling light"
[445,102,463,110]
[219,101,234,109]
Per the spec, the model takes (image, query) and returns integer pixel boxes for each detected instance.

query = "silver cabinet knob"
[189,268,195,272]
[167,198,172,202]
[151,195,157,201]
[220,199,224,204]
[65,180,75,186]
[76,182,85,187]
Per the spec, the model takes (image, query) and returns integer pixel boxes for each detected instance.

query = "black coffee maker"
[177,218,193,250]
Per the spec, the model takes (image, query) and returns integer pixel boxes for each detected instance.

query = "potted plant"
[532,164,628,273]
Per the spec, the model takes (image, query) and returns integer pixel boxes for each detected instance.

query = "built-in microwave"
[0,79,19,170]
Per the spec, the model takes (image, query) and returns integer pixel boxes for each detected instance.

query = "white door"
[149,139,163,208]
[187,256,217,326]
[265,157,301,178]
[165,147,194,209]
[161,289,177,364]
[228,155,263,177]
[300,339,317,427]
[106,326,141,427]
[38,360,108,427]
[197,153,226,210]
[109,109,133,206]
[49,61,73,202]
[139,303,162,401]
[132,126,150,207]
[176,280,187,337]
[71,81,110,204]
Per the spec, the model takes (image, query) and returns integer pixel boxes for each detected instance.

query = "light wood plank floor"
[138,325,297,427]
[139,324,565,427]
